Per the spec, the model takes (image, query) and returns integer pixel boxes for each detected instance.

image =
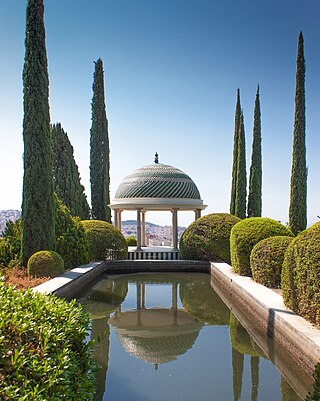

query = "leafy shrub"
[230,217,294,276]
[0,282,95,400]
[250,236,294,288]
[28,250,64,278]
[229,313,263,356]
[306,363,320,401]
[0,219,22,267]
[282,222,320,326]
[81,220,127,260]
[55,197,90,269]
[180,213,241,263]
[126,236,137,246]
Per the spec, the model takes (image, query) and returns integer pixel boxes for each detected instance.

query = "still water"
[79,273,305,401]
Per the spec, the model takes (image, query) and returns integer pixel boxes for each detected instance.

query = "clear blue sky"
[0,0,319,227]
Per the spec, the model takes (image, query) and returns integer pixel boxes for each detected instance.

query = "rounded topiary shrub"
[126,236,137,246]
[81,220,127,260]
[282,222,320,326]
[28,250,64,278]
[250,236,294,288]
[230,217,294,277]
[179,213,241,264]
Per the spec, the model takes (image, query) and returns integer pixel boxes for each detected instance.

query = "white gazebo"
[109,154,207,257]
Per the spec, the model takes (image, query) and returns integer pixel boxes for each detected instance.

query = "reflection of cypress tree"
[251,356,259,401]
[232,347,244,401]
[91,317,110,401]
[280,376,302,401]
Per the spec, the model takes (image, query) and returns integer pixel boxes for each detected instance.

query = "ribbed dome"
[115,163,201,199]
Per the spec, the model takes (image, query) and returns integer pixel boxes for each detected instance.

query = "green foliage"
[81,220,127,260]
[230,89,241,215]
[306,363,320,401]
[0,220,22,267]
[247,86,262,218]
[250,236,293,288]
[179,213,241,264]
[0,283,96,400]
[55,196,90,269]
[180,278,230,325]
[289,32,307,236]
[28,250,64,278]
[230,313,263,357]
[235,111,247,218]
[21,0,55,266]
[52,123,90,220]
[90,58,111,222]
[230,217,294,276]
[125,236,137,246]
[282,222,320,326]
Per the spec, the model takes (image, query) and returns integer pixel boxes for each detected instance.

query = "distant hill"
[0,210,21,234]
[122,220,160,227]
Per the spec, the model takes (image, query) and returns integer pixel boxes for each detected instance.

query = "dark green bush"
[250,236,294,288]
[229,313,263,356]
[179,213,241,263]
[282,222,320,326]
[0,219,22,267]
[306,363,320,401]
[55,197,90,269]
[0,282,95,400]
[81,220,127,260]
[230,217,294,276]
[126,236,137,246]
[28,250,64,278]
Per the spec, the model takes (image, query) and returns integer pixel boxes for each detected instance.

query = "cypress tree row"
[235,111,247,219]
[247,86,262,217]
[21,0,55,265]
[230,89,241,215]
[90,58,111,222]
[289,32,307,235]
[52,123,90,220]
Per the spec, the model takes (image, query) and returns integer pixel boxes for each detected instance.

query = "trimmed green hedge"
[0,282,95,400]
[55,197,90,269]
[179,213,241,264]
[250,236,294,288]
[126,236,137,246]
[282,222,320,326]
[28,250,65,278]
[230,217,294,276]
[81,220,127,260]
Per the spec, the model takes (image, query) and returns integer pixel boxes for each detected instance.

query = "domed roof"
[115,163,201,200]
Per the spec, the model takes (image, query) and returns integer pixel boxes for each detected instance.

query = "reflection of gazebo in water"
[109,153,207,259]
[109,281,203,368]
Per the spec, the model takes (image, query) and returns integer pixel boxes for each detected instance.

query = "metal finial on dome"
[154,152,159,164]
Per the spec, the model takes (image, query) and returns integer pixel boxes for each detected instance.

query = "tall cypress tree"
[247,86,262,217]
[52,123,90,220]
[230,89,241,215]
[235,111,247,218]
[90,58,111,222]
[289,32,307,235]
[21,0,55,265]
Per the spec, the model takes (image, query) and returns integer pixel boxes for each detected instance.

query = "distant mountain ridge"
[0,209,21,234]
[121,220,160,227]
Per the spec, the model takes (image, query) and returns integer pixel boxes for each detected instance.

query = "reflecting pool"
[79,273,306,401]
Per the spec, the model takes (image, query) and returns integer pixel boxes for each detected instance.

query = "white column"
[141,211,146,247]
[194,209,201,221]
[114,210,118,228]
[136,209,142,251]
[171,209,178,251]
[118,210,122,232]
